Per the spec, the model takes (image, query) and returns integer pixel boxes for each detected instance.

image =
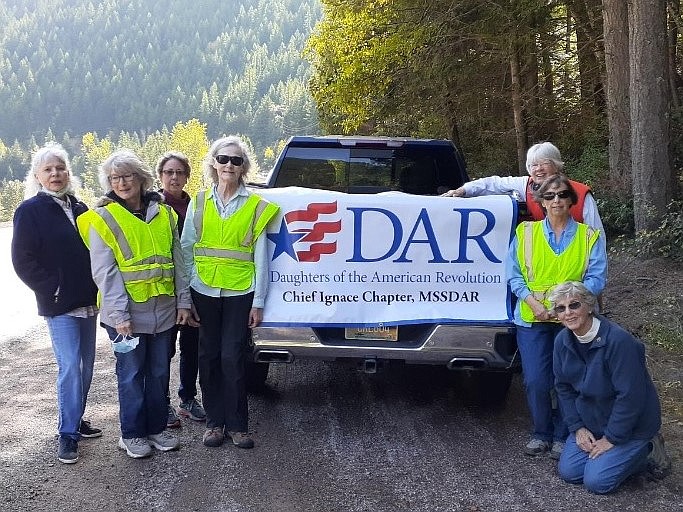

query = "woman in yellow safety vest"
[181,136,279,449]
[506,174,607,461]
[78,149,193,459]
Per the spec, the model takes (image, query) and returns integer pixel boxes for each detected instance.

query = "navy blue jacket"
[553,316,661,444]
[12,193,98,317]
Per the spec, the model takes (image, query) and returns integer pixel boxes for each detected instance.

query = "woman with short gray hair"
[79,148,192,459]
[550,281,670,493]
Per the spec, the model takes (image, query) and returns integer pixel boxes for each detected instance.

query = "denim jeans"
[516,322,567,442]
[166,324,199,403]
[45,314,98,441]
[558,432,650,494]
[105,326,173,438]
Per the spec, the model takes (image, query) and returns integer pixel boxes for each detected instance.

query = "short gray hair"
[526,142,564,175]
[548,281,598,310]
[24,142,80,199]
[98,149,155,194]
[203,135,252,185]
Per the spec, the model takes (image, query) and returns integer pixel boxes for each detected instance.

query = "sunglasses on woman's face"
[553,301,582,315]
[214,155,244,166]
[542,190,571,201]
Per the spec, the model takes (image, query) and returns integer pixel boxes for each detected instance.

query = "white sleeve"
[463,175,528,199]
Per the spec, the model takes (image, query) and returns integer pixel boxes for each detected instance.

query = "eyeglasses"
[553,301,582,315]
[161,169,187,176]
[541,190,571,201]
[109,173,136,184]
[214,155,244,166]
[530,160,552,169]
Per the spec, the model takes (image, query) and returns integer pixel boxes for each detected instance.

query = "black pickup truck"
[248,135,520,403]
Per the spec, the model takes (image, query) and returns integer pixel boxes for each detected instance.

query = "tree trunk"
[629,0,673,232]
[603,0,631,186]
[510,51,527,175]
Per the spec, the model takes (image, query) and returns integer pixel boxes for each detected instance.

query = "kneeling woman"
[550,281,671,494]
[79,149,192,458]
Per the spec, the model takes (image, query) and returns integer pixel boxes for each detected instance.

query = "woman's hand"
[176,308,192,325]
[115,320,133,337]
[441,187,465,197]
[186,304,201,327]
[526,296,553,321]
[248,307,263,328]
[575,427,596,453]
[588,436,614,459]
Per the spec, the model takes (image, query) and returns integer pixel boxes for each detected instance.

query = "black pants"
[166,324,200,403]
[191,289,253,432]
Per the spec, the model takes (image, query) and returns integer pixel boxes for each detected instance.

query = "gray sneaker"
[647,432,672,480]
[524,438,550,456]
[550,441,565,460]
[167,405,181,429]
[147,430,180,452]
[178,399,206,421]
[118,437,152,458]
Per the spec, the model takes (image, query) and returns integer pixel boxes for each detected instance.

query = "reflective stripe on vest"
[91,202,177,302]
[193,190,279,290]
[516,221,599,323]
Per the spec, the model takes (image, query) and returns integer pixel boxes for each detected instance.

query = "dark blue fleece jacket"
[553,316,661,444]
[12,193,98,317]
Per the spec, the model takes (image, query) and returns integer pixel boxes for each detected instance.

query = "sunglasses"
[215,155,244,166]
[542,190,571,201]
[553,301,582,315]
[161,169,187,177]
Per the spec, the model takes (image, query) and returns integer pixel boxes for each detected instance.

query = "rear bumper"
[251,324,520,371]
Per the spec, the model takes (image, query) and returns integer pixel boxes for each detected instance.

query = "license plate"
[344,325,398,341]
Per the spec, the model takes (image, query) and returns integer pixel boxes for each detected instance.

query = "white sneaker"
[118,437,152,458]
[147,430,180,452]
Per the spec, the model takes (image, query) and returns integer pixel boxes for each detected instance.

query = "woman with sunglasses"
[11,143,101,464]
[549,281,670,493]
[78,149,192,458]
[181,136,279,449]
[506,174,607,460]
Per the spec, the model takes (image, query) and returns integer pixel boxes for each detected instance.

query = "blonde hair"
[203,136,252,185]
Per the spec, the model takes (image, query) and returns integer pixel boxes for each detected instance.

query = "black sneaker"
[58,436,79,464]
[79,420,103,438]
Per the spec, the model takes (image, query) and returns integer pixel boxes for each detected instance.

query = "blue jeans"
[559,432,649,494]
[45,314,98,441]
[105,326,173,438]
[516,323,567,442]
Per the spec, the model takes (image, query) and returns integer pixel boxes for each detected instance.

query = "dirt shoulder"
[603,253,683,461]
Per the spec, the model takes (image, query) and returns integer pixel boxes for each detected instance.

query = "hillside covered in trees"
[0,0,321,184]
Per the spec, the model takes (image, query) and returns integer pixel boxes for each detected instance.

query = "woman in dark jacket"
[11,143,100,465]
[550,281,671,494]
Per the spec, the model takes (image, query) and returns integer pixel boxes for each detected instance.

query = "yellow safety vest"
[516,221,599,323]
[193,190,279,290]
[77,202,177,303]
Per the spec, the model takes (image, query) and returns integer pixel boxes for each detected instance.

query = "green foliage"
[632,200,683,261]
[0,179,25,222]
[0,0,321,160]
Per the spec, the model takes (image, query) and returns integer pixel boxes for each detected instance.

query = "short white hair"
[525,142,564,175]
[98,149,155,194]
[24,142,80,199]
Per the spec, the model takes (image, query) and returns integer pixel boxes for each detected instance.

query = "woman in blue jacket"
[11,143,101,464]
[550,281,671,494]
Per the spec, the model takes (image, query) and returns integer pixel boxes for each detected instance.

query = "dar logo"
[267,201,342,262]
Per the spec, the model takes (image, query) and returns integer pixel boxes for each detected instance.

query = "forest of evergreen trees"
[0,0,321,187]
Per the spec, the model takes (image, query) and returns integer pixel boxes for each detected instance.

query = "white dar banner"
[255,187,517,327]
